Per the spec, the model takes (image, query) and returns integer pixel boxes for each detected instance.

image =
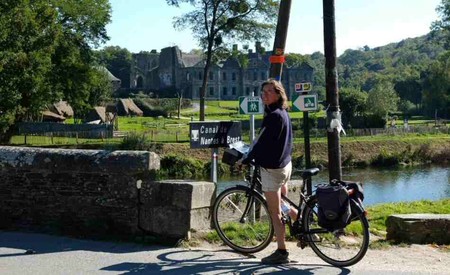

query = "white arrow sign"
[239,96,264,115]
[292,94,318,112]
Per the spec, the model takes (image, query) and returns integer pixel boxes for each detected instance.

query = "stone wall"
[386,214,450,244]
[0,146,215,240]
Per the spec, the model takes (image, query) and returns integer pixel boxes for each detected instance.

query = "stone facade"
[130,43,314,100]
[0,146,215,241]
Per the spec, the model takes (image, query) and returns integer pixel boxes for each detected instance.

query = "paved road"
[1,231,448,275]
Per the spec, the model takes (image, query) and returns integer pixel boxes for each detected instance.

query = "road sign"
[189,121,242,149]
[292,93,318,112]
[239,96,264,115]
[294,82,312,93]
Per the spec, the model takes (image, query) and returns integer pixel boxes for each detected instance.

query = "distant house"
[42,110,66,123]
[130,42,314,100]
[41,100,73,122]
[96,66,122,92]
[116,98,143,116]
[49,100,74,118]
[85,106,107,124]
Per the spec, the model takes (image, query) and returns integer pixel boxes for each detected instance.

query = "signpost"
[292,83,317,194]
[292,93,318,112]
[294,82,312,93]
[189,121,242,184]
[239,96,264,115]
[189,121,242,149]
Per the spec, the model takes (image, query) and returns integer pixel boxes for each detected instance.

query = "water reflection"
[218,165,450,206]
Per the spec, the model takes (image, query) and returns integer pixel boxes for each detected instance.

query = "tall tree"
[432,0,450,45]
[0,0,111,142]
[166,0,279,120]
[421,52,450,118]
[339,87,368,125]
[367,82,399,119]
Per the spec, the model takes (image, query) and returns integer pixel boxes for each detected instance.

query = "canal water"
[218,165,450,206]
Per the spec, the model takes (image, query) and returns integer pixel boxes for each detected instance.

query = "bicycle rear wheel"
[302,198,370,267]
[212,186,274,253]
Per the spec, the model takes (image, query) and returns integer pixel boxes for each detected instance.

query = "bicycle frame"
[240,164,327,238]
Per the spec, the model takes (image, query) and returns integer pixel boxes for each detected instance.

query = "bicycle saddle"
[301,168,320,178]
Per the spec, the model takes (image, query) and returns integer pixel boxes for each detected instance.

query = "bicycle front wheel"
[302,198,370,267]
[212,186,274,253]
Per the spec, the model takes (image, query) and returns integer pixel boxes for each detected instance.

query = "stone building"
[130,43,314,100]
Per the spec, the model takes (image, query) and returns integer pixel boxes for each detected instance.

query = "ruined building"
[129,42,314,100]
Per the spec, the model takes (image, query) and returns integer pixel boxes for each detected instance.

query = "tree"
[367,82,399,119]
[95,46,132,89]
[421,52,450,118]
[431,0,450,45]
[339,87,368,125]
[166,0,279,121]
[0,0,111,142]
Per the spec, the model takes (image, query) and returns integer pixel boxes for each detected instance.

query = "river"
[218,165,450,206]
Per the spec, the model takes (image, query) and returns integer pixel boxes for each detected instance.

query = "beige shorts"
[260,161,292,192]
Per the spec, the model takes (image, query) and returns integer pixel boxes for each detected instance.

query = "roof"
[42,110,66,122]
[181,53,204,67]
[222,57,241,68]
[119,98,143,116]
[96,66,121,82]
[52,101,74,117]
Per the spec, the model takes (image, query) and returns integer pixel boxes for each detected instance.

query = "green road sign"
[292,93,318,112]
[239,96,263,115]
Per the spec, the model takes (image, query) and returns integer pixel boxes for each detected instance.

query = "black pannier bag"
[316,183,351,231]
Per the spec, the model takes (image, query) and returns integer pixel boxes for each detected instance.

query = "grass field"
[8,100,448,147]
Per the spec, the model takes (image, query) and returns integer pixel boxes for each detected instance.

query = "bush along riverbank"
[144,136,450,179]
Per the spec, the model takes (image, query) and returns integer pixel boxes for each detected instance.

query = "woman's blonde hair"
[261,79,288,109]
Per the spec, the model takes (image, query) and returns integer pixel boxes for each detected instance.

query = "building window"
[209,87,214,96]
[209,72,213,80]
[253,71,257,81]
[261,71,266,80]
[199,71,202,80]
[198,87,202,98]
[232,87,236,95]
[246,87,250,95]
[222,87,228,96]
[232,72,236,81]
[222,72,227,81]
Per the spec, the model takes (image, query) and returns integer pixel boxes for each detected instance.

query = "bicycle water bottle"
[281,200,291,224]
[281,201,290,215]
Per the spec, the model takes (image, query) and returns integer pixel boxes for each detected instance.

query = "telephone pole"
[323,0,342,181]
[269,0,292,79]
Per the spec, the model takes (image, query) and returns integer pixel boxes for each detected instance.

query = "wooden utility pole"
[269,0,292,79]
[323,0,342,181]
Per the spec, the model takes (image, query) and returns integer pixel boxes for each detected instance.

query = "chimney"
[255,41,262,54]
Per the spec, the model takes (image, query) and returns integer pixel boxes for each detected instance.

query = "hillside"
[295,30,449,119]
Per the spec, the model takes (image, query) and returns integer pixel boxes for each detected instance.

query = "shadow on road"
[0,231,351,274]
[101,249,350,275]
[0,231,164,256]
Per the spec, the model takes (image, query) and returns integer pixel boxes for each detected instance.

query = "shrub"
[120,132,151,150]
[370,149,403,167]
[159,155,205,178]
[134,98,168,117]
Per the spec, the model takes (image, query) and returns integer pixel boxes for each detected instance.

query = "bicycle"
[212,148,370,267]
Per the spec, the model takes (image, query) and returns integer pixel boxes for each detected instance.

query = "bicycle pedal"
[297,240,307,249]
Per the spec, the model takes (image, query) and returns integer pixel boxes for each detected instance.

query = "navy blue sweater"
[244,104,293,169]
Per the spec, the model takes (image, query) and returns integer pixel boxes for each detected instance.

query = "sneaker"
[261,249,289,265]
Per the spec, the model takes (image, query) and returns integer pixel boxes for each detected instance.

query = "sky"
[103,0,443,56]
